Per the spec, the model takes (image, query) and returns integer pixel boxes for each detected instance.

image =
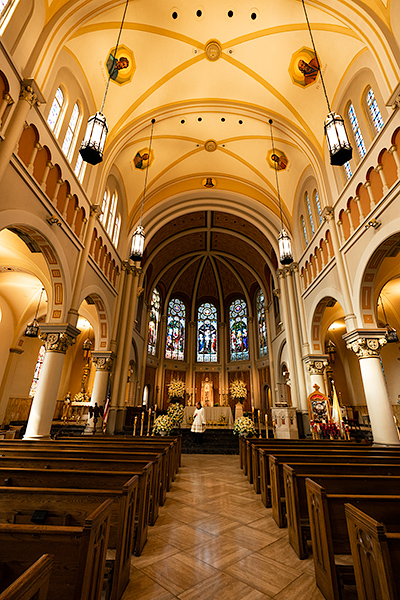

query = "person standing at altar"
[191,401,206,443]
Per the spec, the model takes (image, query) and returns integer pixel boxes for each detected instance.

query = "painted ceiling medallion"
[105,44,135,86]
[266,148,288,171]
[133,147,154,170]
[289,47,319,88]
[205,40,222,61]
[202,177,217,188]
[204,140,218,152]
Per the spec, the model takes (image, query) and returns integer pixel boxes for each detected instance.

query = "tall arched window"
[107,192,117,237]
[62,101,81,160]
[100,189,110,227]
[348,103,366,158]
[197,302,218,362]
[0,0,19,33]
[112,214,121,247]
[148,288,161,355]
[229,298,249,361]
[256,289,268,357]
[365,87,384,134]
[344,161,352,180]
[29,345,46,397]
[74,153,86,183]
[314,190,322,224]
[301,215,308,245]
[47,87,66,136]
[305,192,315,234]
[165,298,186,360]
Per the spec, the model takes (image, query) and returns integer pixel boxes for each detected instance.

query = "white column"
[344,330,400,446]
[292,264,310,356]
[277,269,299,408]
[24,324,79,440]
[389,145,400,178]
[84,352,114,434]
[248,316,259,408]
[155,315,168,408]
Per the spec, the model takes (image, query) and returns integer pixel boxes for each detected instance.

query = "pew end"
[0,554,53,600]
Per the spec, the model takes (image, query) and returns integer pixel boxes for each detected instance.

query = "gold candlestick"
[140,412,144,436]
[133,416,137,436]
[265,414,268,438]
[147,408,152,436]
[272,418,277,439]
[258,410,262,438]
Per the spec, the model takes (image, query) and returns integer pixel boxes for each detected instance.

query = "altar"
[182,406,234,429]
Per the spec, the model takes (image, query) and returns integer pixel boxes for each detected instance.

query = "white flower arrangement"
[73,391,86,403]
[230,379,247,400]
[167,378,186,399]
[233,416,256,437]
[167,403,184,425]
[152,414,174,436]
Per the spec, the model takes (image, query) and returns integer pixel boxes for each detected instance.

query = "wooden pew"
[306,478,400,600]
[260,449,400,508]
[0,446,161,527]
[282,463,400,559]
[0,469,139,600]
[0,496,113,600]
[0,554,53,600]
[345,503,400,600]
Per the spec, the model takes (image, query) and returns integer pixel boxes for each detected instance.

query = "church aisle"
[122,454,324,600]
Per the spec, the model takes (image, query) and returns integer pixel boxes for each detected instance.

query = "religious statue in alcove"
[201,377,214,407]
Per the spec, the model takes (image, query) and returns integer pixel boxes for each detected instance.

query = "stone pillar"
[40,161,53,189]
[0,92,14,132]
[24,323,80,440]
[27,142,41,174]
[292,264,310,356]
[218,322,228,405]
[248,316,259,408]
[284,267,307,411]
[277,269,299,408]
[0,347,24,426]
[389,145,400,178]
[354,195,364,223]
[137,305,151,408]
[345,209,354,234]
[0,80,43,184]
[67,204,101,327]
[322,208,357,331]
[186,320,196,404]
[375,164,389,195]
[265,307,276,406]
[344,330,400,446]
[85,352,115,434]
[303,355,329,395]
[364,181,375,212]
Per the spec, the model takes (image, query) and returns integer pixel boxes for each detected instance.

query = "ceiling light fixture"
[79,0,130,165]
[24,287,45,338]
[130,118,156,261]
[269,119,293,266]
[301,0,352,166]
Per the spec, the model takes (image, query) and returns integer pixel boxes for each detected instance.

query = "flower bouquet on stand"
[233,416,256,437]
[230,379,247,402]
[167,378,186,403]
[167,403,185,427]
[152,414,174,436]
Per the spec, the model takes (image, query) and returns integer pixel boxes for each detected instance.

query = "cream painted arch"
[308,287,347,353]
[79,283,113,351]
[0,211,74,323]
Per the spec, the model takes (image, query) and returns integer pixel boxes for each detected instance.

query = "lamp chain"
[268,119,284,229]
[139,119,156,226]
[379,294,389,325]
[100,0,131,113]
[34,287,45,321]
[301,0,332,114]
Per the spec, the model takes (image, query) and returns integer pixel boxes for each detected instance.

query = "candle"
[140,412,144,436]
[258,410,262,438]
[133,416,137,436]
[147,408,152,436]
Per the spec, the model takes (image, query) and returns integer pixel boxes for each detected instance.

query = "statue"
[62,392,72,421]
[201,377,214,407]
[88,403,104,434]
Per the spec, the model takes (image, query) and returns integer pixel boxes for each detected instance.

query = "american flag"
[102,378,112,433]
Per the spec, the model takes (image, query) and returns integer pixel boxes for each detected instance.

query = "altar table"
[182,406,234,429]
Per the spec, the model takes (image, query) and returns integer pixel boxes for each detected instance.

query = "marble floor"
[122,454,324,600]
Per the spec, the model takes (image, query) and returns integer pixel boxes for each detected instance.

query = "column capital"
[374,164,383,173]
[343,329,387,359]
[322,206,334,222]
[303,354,329,375]
[273,287,281,299]
[90,204,102,217]
[389,144,397,154]
[39,323,80,353]
[20,79,45,106]
[3,92,14,106]
[363,180,371,189]
[276,269,285,280]
[290,262,299,273]
[92,351,116,372]
[189,321,196,328]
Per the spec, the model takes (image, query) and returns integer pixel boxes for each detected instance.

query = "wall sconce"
[46,215,61,227]
[365,218,381,230]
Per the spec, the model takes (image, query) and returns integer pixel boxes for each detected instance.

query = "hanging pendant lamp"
[269,119,293,266]
[301,0,352,166]
[130,118,156,261]
[79,0,130,165]
[24,287,45,338]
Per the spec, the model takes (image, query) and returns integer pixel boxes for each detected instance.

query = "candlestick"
[258,409,261,438]
[272,418,277,439]
[147,408,152,436]
[140,412,144,436]
[133,416,137,436]
[265,414,268,438]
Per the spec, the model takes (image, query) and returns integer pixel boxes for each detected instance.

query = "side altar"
[182,406,234,429]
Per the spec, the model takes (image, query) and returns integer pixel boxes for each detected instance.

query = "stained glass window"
[348,103,366,158]
[197,302,218,362]
[100,189,110,226]
[74,152,86,183]
[344,161,352,180]
[366,88,384,133]
[62,102,81,160]
[256,289,268,357]
[305,192,315,234]
[165,299,186,360]
[47,87,65,135]
[107,192,117,237]
[148,288,161,355]
[229,298,249,361]
[29,345,46,398]
[314,190,322,224]
[301,216,308,245]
